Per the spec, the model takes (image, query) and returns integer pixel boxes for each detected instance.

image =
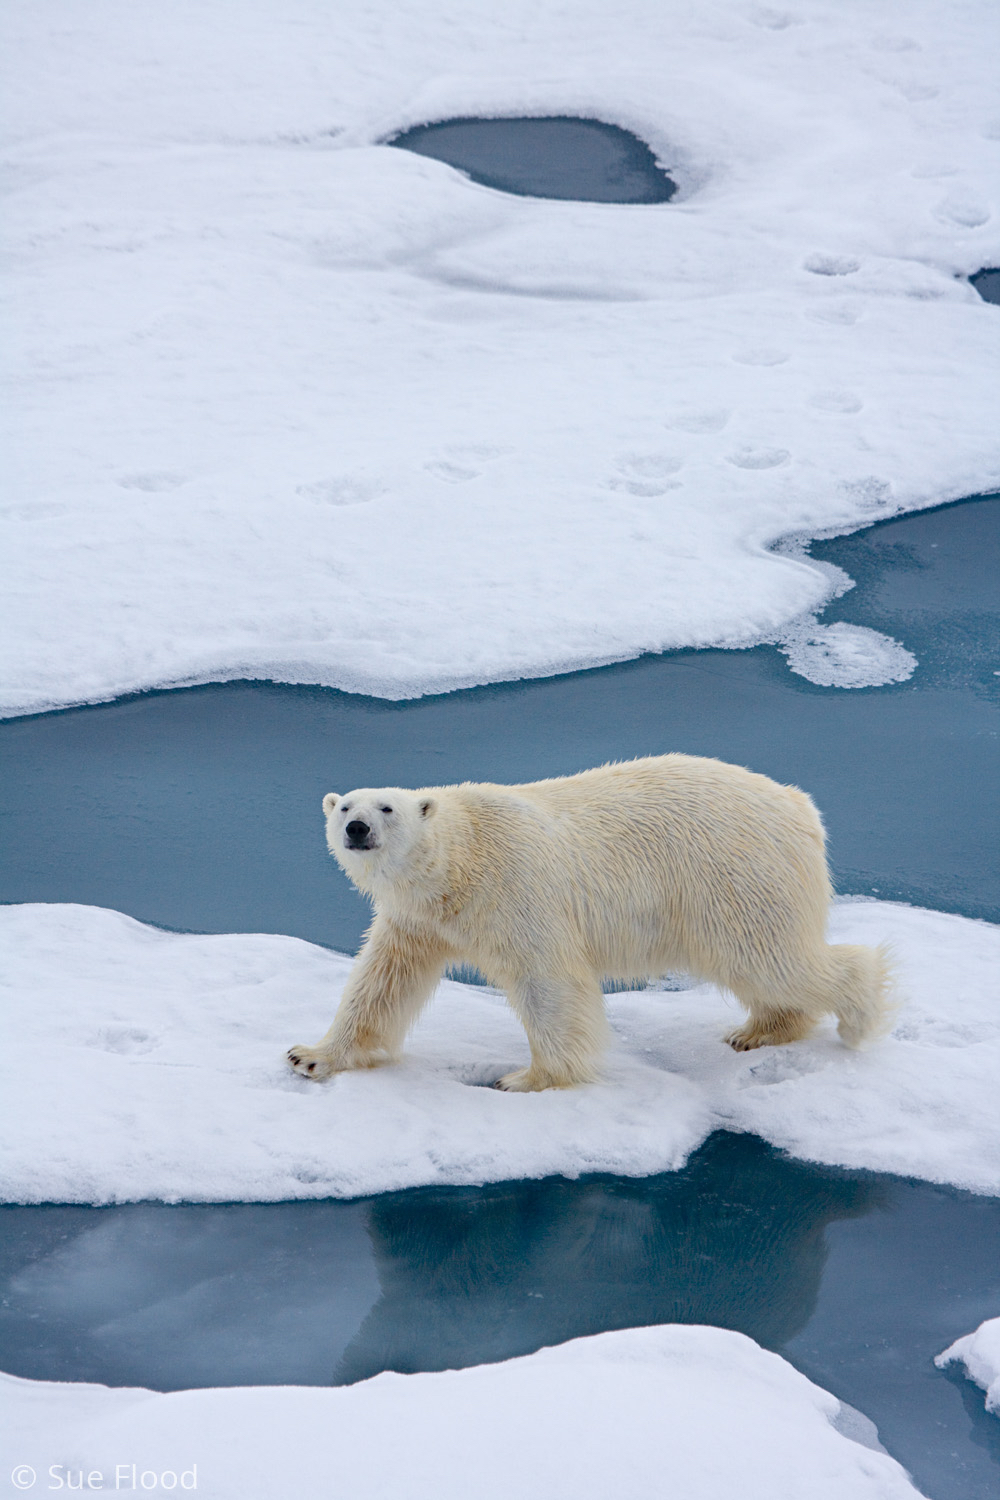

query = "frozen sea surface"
[2,0,999,714]
[4,1324,924,1500]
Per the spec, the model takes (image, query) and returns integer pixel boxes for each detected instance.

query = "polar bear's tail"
[828,942,897,1048]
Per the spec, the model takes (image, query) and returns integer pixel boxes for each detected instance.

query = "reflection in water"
[389,116,677,204]
[0,1200,378,1390]
[1,496,996,939]
[0,1136,874,1393]
[338,1135,876,1382]
[2,1135,997,1498]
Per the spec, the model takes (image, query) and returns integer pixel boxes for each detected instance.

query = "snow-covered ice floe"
[936,1317,1000,1416]
[2,899,998,1203]
[2,1,999,716]
[4,1325,920,1500]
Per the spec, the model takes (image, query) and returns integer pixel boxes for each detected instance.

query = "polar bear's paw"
[286,1045,337,1080]
[725,1009,815,1051]
[725,1024,770,1052]
[494,1066,539,1091]
[494,1065,583,1092]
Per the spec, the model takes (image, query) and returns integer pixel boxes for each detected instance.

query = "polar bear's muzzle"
[345,819,376,851]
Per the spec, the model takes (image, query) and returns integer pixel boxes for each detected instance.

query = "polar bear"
[286,756,894,1091]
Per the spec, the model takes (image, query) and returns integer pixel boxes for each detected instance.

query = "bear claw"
[495,1066,576,1092]
[286,1046,335,1080]
[495,1067,534,1091]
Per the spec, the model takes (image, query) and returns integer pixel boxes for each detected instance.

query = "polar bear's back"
[454,754,831,983]
[510,754,824,865]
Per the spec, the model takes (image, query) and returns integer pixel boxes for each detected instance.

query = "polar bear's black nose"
[345,820,372,849]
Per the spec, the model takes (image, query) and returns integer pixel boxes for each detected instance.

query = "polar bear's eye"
[381,805,393,814]
[341,804,350,813]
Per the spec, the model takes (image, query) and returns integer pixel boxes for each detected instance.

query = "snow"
[2,0,999,717]
[4,1325,921,1500]
[936,1317,1000,1416]
[778,621,917,688]
[2,898,998,1204]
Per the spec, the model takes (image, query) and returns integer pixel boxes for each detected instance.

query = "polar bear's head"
[322,787,438,887]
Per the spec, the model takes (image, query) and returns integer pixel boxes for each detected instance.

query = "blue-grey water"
[389,115,677,203]
[1,1134,997,1500]
[971,268,1000,304]
[1,495,997,947]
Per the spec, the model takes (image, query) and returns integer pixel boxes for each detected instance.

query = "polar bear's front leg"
[496,974,609,1091]
[287,918,448,1081]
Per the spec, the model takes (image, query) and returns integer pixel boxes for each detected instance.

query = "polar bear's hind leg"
[829,942,897,1047]
[723,941,896,1052]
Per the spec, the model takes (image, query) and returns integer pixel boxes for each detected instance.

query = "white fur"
[287,756,894,1090]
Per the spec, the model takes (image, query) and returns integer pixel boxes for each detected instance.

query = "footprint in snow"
[117,471,188,493]
[726,446,790,470]
[803,253,861,277]
[424,444,512,484]
[809,390,863,414]
[89,1026,159,1056]
[731,347,790,367]
[606,452,684,496]
[424,460,481,484]
[297,476,384,506]
[741,1049,824,1087]
[840,475,893,511]
[666,408,731,434]
[934,191,991,228]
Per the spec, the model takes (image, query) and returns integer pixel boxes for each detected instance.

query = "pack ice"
[2,0,998,714]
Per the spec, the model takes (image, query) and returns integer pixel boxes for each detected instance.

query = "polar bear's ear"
[419,797,437,819]
[322,792,341,816]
